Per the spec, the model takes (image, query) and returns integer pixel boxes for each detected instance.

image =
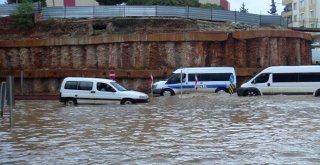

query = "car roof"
[63,77,115,82]
[263,65,320,73]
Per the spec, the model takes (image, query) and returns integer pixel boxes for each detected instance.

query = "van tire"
[245,89,259,96]
[161,89,174,96]
[65,98,77,106]
[215,88,227,93]
[121,98,134,105]
[315,89,320,97]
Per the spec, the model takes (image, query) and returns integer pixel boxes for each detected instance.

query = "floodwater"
[0,94,319,164]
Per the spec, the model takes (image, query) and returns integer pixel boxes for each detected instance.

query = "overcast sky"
[0,0,283,15]
[229,0,282,15]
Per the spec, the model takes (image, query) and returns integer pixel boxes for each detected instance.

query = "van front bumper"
[152,88,162,94]
[236,87,246,96]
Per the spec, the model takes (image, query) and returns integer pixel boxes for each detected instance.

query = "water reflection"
[0,94,319,164]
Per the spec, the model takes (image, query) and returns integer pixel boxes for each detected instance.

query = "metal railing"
[0,4,287,26]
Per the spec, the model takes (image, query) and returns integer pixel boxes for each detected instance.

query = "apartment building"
[282,0,319,28]
[199,0,230,10]
[46,0,98,7]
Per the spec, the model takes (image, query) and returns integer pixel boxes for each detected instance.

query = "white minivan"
[237,66,320,97]
[59,77,149,105]
[152,67,236,96]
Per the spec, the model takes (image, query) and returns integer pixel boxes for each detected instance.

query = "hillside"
[0,17,289,40]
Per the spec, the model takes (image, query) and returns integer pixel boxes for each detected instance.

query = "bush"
[11,0,34,29]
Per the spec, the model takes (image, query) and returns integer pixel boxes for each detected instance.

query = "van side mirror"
[251,80,256,84]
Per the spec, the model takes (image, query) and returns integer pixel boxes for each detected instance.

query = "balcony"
[282,11,292,17]
[282,0,292,5]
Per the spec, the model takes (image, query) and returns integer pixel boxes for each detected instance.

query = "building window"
[294,15,297,22]
[300,13,304,19]
[300,0,304,7]
[310,0,314,4]
[287,17,292,23]
[310,23,315,28]
[293,3,297,10]
[310,10,315,17]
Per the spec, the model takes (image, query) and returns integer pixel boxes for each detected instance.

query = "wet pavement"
[0,94,320,164]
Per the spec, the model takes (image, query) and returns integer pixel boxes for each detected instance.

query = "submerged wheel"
[65,98,77,106]
[121,99,134,105]
[315,89,320,97]
[215,88,227,93]
[245,89,259,96]
[161,89,174,96]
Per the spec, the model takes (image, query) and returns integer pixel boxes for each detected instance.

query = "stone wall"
[0,31,312,95]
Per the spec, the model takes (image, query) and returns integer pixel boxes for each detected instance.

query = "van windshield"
[166,73,186,84]
[110,82,127,91]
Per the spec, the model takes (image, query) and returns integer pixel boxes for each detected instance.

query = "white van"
[59,77,149,105]
[237,66,320,97]
[152,67,236,96]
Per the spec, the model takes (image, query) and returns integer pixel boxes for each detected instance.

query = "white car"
[237,66,320,97]
[59,77,149,105]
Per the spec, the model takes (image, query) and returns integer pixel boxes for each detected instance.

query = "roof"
[263,65,320,73]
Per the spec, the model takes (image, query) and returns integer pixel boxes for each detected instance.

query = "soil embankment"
[0,17,312,96]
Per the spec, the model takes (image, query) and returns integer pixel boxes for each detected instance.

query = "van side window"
[253,73,270,83]
[78,81,93,90]
[189,73,231,81]
[299,73,320,82]
[65,81,78,90]
[97,82,115,92]
[273,73,299,82]
[167,74,185,84]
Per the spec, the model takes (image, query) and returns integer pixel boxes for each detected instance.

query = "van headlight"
[139,95,149,99]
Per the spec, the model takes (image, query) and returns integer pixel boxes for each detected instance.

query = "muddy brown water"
[0,94,319,164]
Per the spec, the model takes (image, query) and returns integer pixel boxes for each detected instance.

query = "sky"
[0,0,283,15]
[229,0,282,15]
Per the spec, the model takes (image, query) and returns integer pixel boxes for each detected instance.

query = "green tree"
[200,3,224,10]
[96,0,128,5]
[239,2,248,13]
[268,0,277,15]
[11,0,34,29]
[127,0,147,5]
[7,0,46,7]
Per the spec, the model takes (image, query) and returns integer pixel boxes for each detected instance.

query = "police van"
[59,77,149,105]
[152,67,236,96]
[237,66,320,97]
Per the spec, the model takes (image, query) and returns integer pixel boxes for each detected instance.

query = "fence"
[0,4,287,26]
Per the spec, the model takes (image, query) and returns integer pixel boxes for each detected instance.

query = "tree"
[7,0,46,7]
[239,2,248,13]
[268,0,277,15]
[200,3,224,10]
[96,0,128,5]
[11,0,34,29]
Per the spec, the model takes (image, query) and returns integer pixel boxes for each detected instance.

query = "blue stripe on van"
[168,84,227,89]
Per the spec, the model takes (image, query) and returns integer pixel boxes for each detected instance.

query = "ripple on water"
[0,94,319,164]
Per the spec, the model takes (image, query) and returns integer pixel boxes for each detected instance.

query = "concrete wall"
[0,31,312,95]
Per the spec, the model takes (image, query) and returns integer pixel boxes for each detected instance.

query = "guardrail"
[0,4,287,26]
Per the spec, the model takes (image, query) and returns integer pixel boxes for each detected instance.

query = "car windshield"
[110,82,127,91]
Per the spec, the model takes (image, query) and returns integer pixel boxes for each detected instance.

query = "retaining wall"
[0,31,312,95]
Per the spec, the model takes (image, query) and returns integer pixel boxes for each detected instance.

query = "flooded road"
[0,94,320,164]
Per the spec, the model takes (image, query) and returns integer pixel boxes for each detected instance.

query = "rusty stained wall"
[0,32,312,94]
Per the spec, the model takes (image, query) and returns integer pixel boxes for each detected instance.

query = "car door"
[95,82,118,104]
[251,73,273,95]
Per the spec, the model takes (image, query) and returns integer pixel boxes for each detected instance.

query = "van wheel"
[121,99,134,105]
[245,89,259,96]
[215,88,227,93]
[315,89,320,97]
[65,98,77,106]
[161,89,174,96]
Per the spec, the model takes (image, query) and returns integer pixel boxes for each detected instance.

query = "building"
[199,0,230,10]
[46,0,98,7]
[282,0,319,28]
